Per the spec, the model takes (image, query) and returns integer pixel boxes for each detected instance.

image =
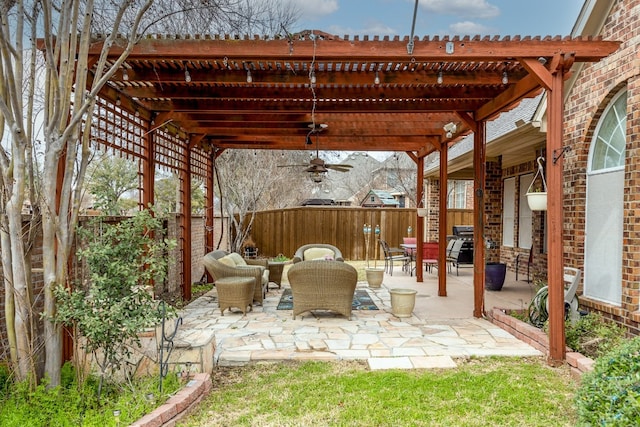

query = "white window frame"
[518,174,533,249]
[502,177,515,247]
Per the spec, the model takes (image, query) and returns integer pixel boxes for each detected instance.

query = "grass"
[180,358,578,426]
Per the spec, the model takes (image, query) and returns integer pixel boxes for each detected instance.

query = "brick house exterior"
[425,0,638,334]
[562,0,638,334]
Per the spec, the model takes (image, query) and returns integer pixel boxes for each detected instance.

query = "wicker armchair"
[202,250,269,304]
[292,244,344,263]
[286,260,357,320]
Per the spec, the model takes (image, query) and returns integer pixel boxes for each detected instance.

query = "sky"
[290,0,585,38]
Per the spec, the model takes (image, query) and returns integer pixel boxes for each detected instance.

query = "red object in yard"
[422,241,439,272]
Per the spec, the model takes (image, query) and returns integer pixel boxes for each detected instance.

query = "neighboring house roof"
[322,152,382,203]
[301,198,336,206]
[425,93,546,177]
[361,189,399,207]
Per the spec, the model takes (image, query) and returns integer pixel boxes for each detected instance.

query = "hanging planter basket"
[526,156,548,211]
[526,192,547,211]
[417,208,428,217]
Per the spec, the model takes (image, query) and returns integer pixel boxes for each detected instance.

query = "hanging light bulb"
[184,69,191,83]
[310,172,324,183]
[502,70,508,85]
[246,69,252,83]
[437,70,443,84]
[115,96,121,106]
[122,68,129,81]
[374,71,380,85]
[310,70,316,85]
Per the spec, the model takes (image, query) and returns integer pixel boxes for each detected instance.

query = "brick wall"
[484,158,503,263]
[425,178,440,241]
[502,158,548,281]
[563,0,640,335]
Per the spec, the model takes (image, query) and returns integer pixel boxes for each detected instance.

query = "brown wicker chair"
[286,260,358,320]
[202,250,269,305]
[292,244,344,263]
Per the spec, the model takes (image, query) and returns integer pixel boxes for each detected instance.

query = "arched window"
[584,88,627,305]
[589,91,627,172]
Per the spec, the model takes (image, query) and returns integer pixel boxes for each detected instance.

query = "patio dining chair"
[379,239,412,276]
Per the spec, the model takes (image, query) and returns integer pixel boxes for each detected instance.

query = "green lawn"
[180,357,578,426]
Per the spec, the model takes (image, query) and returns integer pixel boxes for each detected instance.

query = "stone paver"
[174,279,543,371]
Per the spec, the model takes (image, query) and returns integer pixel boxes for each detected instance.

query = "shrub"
[55,210,176,399]
[575,337,640,425]
[565,312,626,359]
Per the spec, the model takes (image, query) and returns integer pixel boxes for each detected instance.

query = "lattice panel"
[91,97,146,159]
[190,149,209,180]
[154,129,187,173]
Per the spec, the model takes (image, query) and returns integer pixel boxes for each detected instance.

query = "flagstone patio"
[168,264,542,372]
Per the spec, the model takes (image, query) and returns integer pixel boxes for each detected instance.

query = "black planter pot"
[485,262,507,291]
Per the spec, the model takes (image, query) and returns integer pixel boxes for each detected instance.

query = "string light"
[374,70,380,85]
[502,62,509,84]
[246,69,252,83]
[310,70,316,85]
[184,68,191,83]
[115,96,121,106]
[436,62,444,84]
[122,68,129,81]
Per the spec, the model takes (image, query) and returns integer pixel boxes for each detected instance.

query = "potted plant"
[526,156,547,211]
[484,238,507,291]
[389,288,417,317]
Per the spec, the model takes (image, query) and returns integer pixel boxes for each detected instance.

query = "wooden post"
[180,142,193,302]
[473,121,486,318]
[546,56,568,363]
[416,155,424,282]
[438,140,448,297]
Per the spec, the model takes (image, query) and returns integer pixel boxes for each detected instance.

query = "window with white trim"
[502,177,515,247]
[589,92,627,172]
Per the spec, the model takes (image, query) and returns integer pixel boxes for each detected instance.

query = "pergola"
[86,32,617,361]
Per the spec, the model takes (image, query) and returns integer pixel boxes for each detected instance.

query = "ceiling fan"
[278,124,353,181]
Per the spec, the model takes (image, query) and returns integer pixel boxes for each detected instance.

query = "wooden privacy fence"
[243,207,474,261]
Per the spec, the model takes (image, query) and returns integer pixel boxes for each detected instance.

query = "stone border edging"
[131,373,212,427]
[489,308,594,378]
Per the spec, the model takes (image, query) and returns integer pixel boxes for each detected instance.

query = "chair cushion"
[304,247,334,261]
[218,255,236,267]
[229,252,247,266]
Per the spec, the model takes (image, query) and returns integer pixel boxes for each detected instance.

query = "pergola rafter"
[81,32,618,363]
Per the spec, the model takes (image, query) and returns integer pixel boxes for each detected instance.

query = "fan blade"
[326,164,353,172]
[327,167,351,173]
[278,164,309,168]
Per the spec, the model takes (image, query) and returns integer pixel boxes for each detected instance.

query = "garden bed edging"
[489,308,595,379]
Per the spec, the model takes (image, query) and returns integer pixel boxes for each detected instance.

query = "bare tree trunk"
[41,148,62,385]
[0,214,18,372]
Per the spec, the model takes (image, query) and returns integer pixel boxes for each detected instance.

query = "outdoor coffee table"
[215,276,255,316]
